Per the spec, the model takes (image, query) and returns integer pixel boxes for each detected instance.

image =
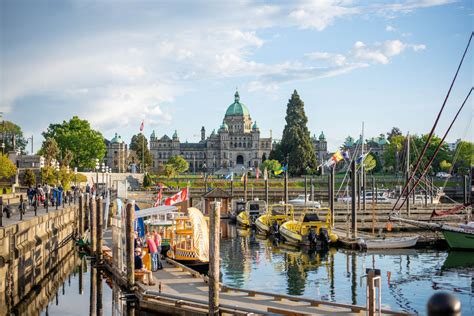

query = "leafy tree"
[363,154,377,172]
[411,134,450,174]
[167,155,189,174]
[270,90,317,176]
[39,138,60,166]
[42,116,106,169]
[452,141,473,175]
[62,149,74,167]
[439,160,452,172]
[260,159,282,177]
[383,135,405,172]
[163,164,176,178]
[387,127,402,142]
[23,169,36,187]
[143,173,154,188]
[0,120,27,153]
[40,166,57,185]
[130,134,153,171]
[0,154,17,180]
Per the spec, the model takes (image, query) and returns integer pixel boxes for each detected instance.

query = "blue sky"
[1,0,472,153]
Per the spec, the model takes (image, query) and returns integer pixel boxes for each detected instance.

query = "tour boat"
[279,208,338,246]
[143,210,184,255]
[255,204,295,234]
[288,194,321,208]
[166,207,210,274]
[357,235,419,250]
[236,200,267,227]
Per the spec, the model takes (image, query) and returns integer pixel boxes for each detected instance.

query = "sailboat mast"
[406,134,410,217]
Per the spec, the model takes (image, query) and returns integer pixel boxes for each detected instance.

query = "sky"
[1,0,472,153]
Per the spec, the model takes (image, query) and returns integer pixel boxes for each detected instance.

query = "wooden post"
[284,170,288,205]
[209,201,221,315]
[464,175,468,205]
[330,166,335,228]
[89,265,97,316]
[327,173,331,209]
[230,178,234,198]
[96,197,103,264]
[406,173,410,217]
[0,197,3,227]
[125,203,135,288]
[362,170,366,211]
[304,175,307,206]
[243,173,247,202]
[90,196,96,256]
[96,269,103,316]
[371,177,375,235]
[310,177,314,203]
[265,176,269,205]
[84,193,89,231]
[430,177,434,204]
[367,269,377,316]
[79,194,84,237]
[79,258,84,294]
[357,171,361,211]
[351,160,357,238]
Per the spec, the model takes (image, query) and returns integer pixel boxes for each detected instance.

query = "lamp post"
[74,167,78,204]
[95,158,100,196]
[101,162,105,197]
[66,166,70,205]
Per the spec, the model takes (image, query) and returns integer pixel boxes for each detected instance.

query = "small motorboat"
[358,235,419,250]
[255,204,294,235]
[236,200,267,227]
[288,194,321,208]
[279,208,338,246]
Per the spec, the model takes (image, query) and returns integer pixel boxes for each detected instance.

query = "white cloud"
[412,44,427,51]
[305,51,347,66]
[386,25,396,32]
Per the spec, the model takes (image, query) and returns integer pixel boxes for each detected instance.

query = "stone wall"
[0,205,78,314]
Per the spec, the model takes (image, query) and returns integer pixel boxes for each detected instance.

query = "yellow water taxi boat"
[279,208,338,246]
[167,207,210,274]
[255,204,295,234]
[236,200,267,227]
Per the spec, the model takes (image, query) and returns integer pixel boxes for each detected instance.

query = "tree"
[42,116,106,169]
[62,149,74,167]
[0,154,17,180]
[39,138,60,166]
[167,155,189,174]
[411,134,450,174]
[270,90,317,176]
[439,160,452,172]
[452,141,473,175]
[387,127,402,142]
[260,159,282,176]
[40,166,57,185]
[23,169,36,187]
[383,135,405,172]
[130,134,153,171]
[164,164,176,178]
[143,173,154,188]
[0,120,27,153]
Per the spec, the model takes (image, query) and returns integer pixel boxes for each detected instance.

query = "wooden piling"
[96,197,103,264]
[244,173,247,202]
[351,160,357,238]
[464,175,468,205]
[330,166,335,227]
[265,177,269,205]
[89,264,97,316]
[96,269,103,316]
[209,201,221,315]
[79,194,84,237]
[90,196,96,256]
[284,170,288,205]
[125,203,135,288]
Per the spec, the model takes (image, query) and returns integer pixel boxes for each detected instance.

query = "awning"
[134,205,178,219]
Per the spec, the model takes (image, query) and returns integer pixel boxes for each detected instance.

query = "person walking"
[154,231,163,269]
[146,234,159,271]
[27,186,34,206]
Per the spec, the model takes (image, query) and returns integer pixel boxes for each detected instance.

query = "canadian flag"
[164,188,188,206]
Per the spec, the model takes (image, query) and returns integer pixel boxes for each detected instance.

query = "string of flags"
[274,164,288,175]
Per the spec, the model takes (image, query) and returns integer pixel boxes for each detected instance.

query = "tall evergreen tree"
[271,90,317,176]
[130,134,153,171]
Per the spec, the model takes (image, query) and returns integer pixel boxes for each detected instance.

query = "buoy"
[386,222,393,232]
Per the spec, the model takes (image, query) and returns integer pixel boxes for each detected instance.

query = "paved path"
[0,202,77,228]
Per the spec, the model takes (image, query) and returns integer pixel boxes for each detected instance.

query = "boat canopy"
[134,205,178,219]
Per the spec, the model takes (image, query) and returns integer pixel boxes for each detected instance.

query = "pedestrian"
[146,234,159,271]
[154,231,163,269]
[134,248,155,286]
[86,183,90,194]
[27,186,34,206]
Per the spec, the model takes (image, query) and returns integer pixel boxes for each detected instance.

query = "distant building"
[312,132,328,165]
[343,134,390,164]
[150,91,272,174]
[447,138,461,151]
[104,133,129,173]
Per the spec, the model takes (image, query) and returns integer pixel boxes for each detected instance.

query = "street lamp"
[101,162,105,196]
[74,167,78,203]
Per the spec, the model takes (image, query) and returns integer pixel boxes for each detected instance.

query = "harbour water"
[31,226,473,316]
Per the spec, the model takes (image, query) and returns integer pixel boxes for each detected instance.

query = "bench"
[135,271,145,283]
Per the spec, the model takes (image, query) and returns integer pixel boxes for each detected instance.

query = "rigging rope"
[392,32,473,211]
[397,87,473,210]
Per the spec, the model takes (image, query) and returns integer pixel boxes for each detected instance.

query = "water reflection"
[220,224,473,315]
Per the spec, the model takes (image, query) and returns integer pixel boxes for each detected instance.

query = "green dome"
[110,133,123,144]
[225,91,250,116]
[252,121,258,130]
[219,120,229,131]
[319,131,325,141]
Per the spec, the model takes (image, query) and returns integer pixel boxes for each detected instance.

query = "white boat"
[337,192,394,204]
[288,194,321,208]
[358,235,419,249]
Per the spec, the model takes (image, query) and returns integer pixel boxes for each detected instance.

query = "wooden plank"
[267,307,310,316]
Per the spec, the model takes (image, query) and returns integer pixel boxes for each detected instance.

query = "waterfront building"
[150,91,272,174]
[104,133,129,173]
[343,134,389,164]
[312,132,328,165]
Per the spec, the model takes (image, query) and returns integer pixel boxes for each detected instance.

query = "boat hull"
[279,225,302,244]
[361,236,419,249]
[174,259,210,275]
[255,218,270,234]
[442,230,474,250]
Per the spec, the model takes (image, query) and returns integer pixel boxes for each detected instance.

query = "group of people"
[26,184,80,208]
[134,230,163,286]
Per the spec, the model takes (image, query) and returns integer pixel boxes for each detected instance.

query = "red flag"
[164,188,188,206]
[139,120,144,132]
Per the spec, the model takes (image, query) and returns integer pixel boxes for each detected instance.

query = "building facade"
[312,132,328,165]
[104,133,129,173]
[150,92,272,174]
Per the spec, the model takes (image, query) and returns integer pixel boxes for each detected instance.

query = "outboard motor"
[318,228,330,249]
[308,228,318,246]
[271,221,280,238]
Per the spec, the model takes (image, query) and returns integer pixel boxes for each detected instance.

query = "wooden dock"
[102,229,412,316]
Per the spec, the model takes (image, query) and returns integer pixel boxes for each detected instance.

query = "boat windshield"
[303,213,320,222]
